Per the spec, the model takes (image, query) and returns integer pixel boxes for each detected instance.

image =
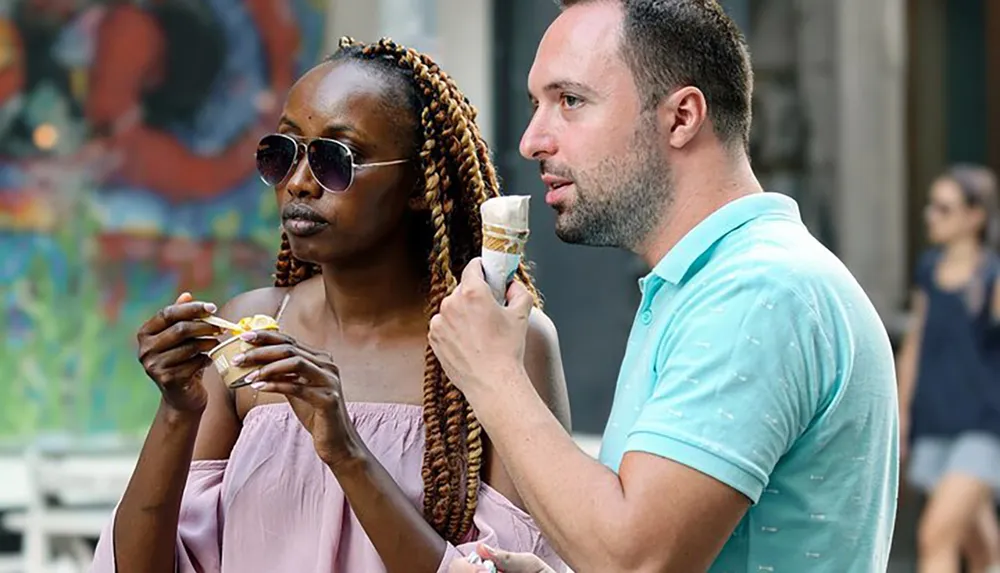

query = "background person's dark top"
[911,249,1000,440]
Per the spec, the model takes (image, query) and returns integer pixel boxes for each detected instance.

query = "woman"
[897,164,1000,573]
[90,37,571,573]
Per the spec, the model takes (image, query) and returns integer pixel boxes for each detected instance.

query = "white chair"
[3,446,136,573]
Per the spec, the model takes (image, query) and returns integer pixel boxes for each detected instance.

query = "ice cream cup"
[207,336,260,389]
[206,314,280,388]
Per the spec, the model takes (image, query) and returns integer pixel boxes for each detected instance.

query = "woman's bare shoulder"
[216,285,293,323]
[524,307,572,431]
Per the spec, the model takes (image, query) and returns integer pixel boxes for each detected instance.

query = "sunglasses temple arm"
[363,158,411,168]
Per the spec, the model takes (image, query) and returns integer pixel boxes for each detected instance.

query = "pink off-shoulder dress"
[89,401,566,572]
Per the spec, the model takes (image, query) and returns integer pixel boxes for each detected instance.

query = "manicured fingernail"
[481,544,496,556]
[204,302,217,313]
[232,354,245,366]
[245,370,259,383]
[250,382,265,390]
[240,331,257,341]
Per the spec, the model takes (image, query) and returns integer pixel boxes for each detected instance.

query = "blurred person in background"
[89,37,569,573]
[897,164,1000,573]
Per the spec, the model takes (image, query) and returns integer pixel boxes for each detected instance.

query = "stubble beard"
[554,119,672,251]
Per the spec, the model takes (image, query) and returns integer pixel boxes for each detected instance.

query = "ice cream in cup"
[207,314,280,388]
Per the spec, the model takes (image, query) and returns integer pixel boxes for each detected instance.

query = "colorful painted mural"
[0,0,326,439]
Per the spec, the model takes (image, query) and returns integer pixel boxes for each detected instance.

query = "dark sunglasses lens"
[308,140,353,192]
[256,135,296,186]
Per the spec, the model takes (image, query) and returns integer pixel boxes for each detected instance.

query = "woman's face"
[924,177,985,245]
[269,60,419,266]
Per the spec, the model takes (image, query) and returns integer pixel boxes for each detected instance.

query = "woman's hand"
[233,329,357,466]
[137,292,222,414]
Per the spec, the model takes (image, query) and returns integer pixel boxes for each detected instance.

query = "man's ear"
[657,86,709,149]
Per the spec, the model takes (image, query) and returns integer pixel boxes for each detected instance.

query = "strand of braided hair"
[272,36,541,544]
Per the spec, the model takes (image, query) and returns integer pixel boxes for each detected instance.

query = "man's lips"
[541,174,573,206]
[541,174,573,190]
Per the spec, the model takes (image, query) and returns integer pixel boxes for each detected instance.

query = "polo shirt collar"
[650,192,801,285]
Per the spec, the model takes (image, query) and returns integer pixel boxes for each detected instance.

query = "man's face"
[520,2,671,250]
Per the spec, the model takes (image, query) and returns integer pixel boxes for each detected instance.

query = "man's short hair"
[559,0,753,149]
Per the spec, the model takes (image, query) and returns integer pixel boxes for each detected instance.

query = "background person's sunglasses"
[255,133,410,193]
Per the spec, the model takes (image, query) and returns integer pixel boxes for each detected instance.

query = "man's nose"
[519,113,557,161]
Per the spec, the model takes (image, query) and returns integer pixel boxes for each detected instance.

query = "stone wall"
[744,0,908,324]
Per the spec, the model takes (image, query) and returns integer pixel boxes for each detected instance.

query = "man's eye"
[561,94,583,109]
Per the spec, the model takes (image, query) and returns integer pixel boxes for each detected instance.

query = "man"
[432,1,899,572]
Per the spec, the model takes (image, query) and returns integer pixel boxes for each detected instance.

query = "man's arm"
[456,273,827,572]
[483,308,572,511]
[471,377,750,572]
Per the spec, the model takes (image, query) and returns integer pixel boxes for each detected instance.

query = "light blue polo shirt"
[599,192,899,572]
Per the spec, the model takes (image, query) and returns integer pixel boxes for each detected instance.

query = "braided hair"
[273,37,542,544]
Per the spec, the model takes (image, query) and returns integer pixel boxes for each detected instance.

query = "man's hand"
[447,559,485,573]
[446,545,556,573]
[477,545,556,573]
[428,258,535,401]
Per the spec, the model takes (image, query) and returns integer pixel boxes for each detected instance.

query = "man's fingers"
[478,545,550,573]
[447,558,485,573]
[460,258,486,286]
[505,280,534,318]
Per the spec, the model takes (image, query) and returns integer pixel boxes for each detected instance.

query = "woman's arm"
[327,438,450,571]
[111,289,280,572]
[112,400,207,573]
[896,289,926,454]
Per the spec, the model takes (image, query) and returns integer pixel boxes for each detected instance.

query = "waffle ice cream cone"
[480,196,530,303]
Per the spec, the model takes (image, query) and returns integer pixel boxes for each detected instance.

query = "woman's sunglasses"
[925,201,958,217]
[255,133,410,193]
